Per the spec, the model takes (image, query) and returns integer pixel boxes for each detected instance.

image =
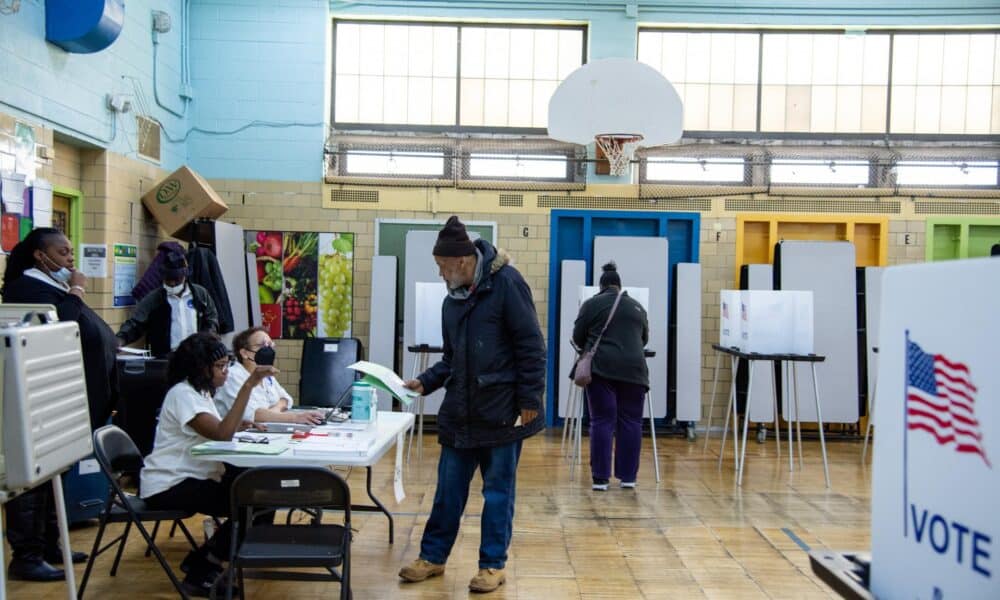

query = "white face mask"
[41,253,72,284]
[164,282,185,296]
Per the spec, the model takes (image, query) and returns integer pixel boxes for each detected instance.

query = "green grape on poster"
[318,232,354,337]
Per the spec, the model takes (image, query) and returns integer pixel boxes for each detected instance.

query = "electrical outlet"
[106,94,132,113]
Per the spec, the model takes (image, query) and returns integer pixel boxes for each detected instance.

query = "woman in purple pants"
[573,262,650,491]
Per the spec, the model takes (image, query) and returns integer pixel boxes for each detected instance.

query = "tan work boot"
[469,568,506,593]
[398,558,445,582]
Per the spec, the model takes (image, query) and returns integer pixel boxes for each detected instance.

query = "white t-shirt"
[140,381,225,499]
[167,285,198,350]
[214,361,293,422]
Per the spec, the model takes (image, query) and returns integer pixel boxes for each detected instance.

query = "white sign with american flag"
[871,258,998,598]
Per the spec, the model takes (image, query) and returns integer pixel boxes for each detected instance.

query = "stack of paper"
[292,430,376,458]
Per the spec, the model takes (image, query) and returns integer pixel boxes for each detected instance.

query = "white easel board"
[871,258,999,599]
[370,256,397,412]
[777,241,859,423]
[674,263,701,422]
[558,260,586,418]
[415,282,448,347]
[213,221,249,345]
[864,266,884,407]
[593,236,668,418]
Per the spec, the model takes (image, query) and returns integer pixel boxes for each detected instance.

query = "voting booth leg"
[406,353,430,464]
[718,356,739,471]
[703,351,723,453]
[646,392,661,483]
[811,364,831,488]
[52,474,78,600]
[561,384,578,459]
[771,362,781,459]
[737,364,756,486]
[793,366,804,469]
[861,356,877,463]
[784,363,795,473]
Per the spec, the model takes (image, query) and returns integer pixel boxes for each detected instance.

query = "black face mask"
[253,346,276,366]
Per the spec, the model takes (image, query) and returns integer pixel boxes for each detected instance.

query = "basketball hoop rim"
[595,133,644,144]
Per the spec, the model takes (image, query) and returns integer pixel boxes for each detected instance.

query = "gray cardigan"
[572,287,650,388]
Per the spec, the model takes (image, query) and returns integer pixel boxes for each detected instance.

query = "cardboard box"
[141,166,227,239]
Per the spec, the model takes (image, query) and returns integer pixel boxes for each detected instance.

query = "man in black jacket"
[398,216,545,593]
[116,249,219,357]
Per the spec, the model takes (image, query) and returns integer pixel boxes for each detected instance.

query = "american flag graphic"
[906,339,991,468]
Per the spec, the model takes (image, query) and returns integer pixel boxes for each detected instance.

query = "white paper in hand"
[347,361,420,405]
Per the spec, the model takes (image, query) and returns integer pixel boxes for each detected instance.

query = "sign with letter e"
[872,257,998,598]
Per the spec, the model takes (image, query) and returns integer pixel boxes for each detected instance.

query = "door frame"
[51,185,84,256]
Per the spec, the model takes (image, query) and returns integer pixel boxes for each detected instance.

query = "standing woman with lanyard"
[1,227,118,580]
[573,262,649,491]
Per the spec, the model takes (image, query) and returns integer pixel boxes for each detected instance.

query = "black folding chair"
[78,425,198,599]
[223,467,352,600]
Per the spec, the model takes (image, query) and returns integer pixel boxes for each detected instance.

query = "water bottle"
[351,381,374,424]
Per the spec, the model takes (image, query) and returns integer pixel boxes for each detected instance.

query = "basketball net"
[595,134,642,176]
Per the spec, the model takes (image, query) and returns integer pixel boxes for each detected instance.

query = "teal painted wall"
[3,1,997,182]
[0,0,188,168]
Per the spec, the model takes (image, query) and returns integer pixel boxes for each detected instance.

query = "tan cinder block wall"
[212,179,551,399]
[0,117,984,422]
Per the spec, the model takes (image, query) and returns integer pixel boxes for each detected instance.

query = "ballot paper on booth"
[870,258,999,599]
[738,290,813,355]
[719,290,741,349]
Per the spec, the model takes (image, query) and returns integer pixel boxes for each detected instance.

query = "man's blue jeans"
[419,440,522,569]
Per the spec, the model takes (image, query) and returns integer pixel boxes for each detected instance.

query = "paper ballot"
[347,361,420,406]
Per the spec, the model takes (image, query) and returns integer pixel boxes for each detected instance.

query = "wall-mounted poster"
[246,230,354,339]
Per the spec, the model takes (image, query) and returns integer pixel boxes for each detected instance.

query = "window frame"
[637,26,1000,142]
[893,159,1000,189]
[335,143,454,180]
[331,19,588,134]
[638,155,751,186]
[461,149,578,183]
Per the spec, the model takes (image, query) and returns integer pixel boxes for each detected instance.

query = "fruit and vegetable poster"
[246,231,354,339]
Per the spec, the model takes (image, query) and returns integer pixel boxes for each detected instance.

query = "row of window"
[332,149,999,187]
[332,21,1000,137]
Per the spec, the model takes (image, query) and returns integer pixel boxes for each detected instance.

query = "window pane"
[336,23,360,75]
[896,161,998,186]
[760,32,889,134]
[334,22,458,126]
[771,159,869,185]
[645,157,745,183]
[461,25,583,127]
[345,151,445,177]
[640,30,759,132]
[468,154,568,179]
[891,33,1000,134]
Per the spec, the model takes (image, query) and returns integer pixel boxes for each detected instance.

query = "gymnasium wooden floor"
[9,429,870,599]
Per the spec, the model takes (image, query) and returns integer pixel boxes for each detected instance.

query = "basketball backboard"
[547,57,683,148]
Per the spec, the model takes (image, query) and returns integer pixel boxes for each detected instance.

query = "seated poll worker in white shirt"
[140,332,277,597]
[214,327,325,425]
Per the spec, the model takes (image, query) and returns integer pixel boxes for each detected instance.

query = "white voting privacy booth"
[777,241,859,423]
[871,258,999,598]
[593,236,669,418]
